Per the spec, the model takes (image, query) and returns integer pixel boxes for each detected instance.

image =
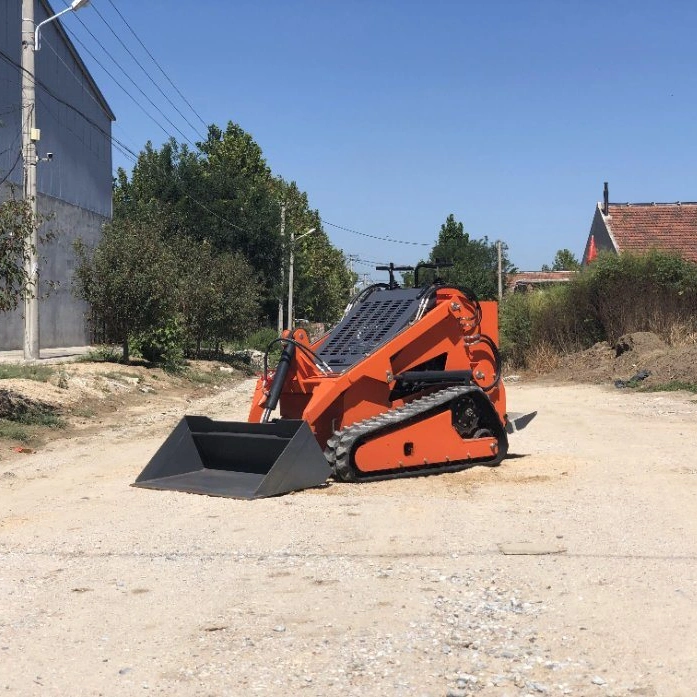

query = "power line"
[41,36,140,158]
[353,257,390,267]
[321,219,430,246]
[183,193,258,237]
[60,21,197,147]
[104,0,208,131]
[0,48,138,164]
[86,2,206,141]
[0,104,33,187]
[0,150,22,187]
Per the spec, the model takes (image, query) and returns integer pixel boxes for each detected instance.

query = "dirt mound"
[0,389,59,420]
[543,331,697,388]
[0,360,245,450]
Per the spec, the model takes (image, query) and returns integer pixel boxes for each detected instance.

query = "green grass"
[0,419,32,443]
[77,346,122,363]
[0,411,65,446]
[71,405,97,418]
[103,370,141,382]
[0,364,55,382]
[184,369,218,385]
[10,411,65,428]
[637,381,697,394]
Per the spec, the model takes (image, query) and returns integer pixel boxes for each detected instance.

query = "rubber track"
[325,385,505,482]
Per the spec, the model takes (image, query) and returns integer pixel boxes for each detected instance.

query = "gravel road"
[1,379,696,696]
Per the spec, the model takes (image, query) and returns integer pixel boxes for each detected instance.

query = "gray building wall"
[0,0,113,350]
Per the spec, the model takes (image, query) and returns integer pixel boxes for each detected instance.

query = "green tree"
[273,178,355,324]
[417,214,515,299]
[0,193,54,313]
[73,210,177,362]
[196,123,282,317]
[175,237,259,355]
[551,248,580,271]
[0,196,35,313]
[111,122,354,327]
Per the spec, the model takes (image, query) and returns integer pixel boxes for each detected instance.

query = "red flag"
[586,234,597,264]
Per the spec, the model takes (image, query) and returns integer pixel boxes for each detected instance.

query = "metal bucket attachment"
[133,416,332,499]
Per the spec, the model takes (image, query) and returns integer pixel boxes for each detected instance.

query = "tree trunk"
[122,337,129,364]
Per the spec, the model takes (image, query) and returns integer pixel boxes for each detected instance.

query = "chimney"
[603,182,609,215]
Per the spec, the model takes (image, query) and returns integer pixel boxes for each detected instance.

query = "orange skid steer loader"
[134,263,535,499]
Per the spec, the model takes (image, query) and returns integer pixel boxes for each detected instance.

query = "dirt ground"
[540,331,697,389]
[1,365,696,696]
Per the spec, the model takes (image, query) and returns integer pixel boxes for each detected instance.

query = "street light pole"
[21,0,90,361]
[497,240,503,301]
[277,202,285,334]
[21,0,38,359]
[287,227,316,330]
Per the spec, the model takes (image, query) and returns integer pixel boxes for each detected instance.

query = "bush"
[73,211,177,363]
[243,327,280,352]
[589,250,697,343]
[500,250,697,369]
[132,318,186,372]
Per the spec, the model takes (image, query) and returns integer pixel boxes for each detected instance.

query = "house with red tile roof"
[583,183,697,264]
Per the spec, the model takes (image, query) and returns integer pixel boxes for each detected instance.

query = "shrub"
[132,318,186,372]
[73,212,177,363]
[243,327,280,352]
[499,250,697,369]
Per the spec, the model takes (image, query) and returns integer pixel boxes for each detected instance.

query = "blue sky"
[56,0,697,276]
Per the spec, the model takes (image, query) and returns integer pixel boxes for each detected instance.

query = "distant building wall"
[0,189,106,349]
[584,205,616,262]
[0,0,113,350]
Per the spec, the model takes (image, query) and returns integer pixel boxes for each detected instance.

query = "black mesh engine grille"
[317,288,424,370]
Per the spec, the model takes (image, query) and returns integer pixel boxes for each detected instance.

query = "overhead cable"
[321,219,430,246]
[0,49,138,164]
[84,1,206,140]
[60,21,197,147]
[105,0,208,130]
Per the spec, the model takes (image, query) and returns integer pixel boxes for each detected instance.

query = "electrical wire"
[0,103,34,188]
[183,193,259,237]
[0,48,139,165]
[59,23,196,147]
[321,219,430,247]
[104,0,208,130]
[85,2,206,141]
[0,150,22,187]
[40,36,140,159]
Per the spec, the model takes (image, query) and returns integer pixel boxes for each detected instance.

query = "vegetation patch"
[0,389,64,426]
[501,250,697,370]
[0,364,55,382]
[103,370,141,383]
[80,346,122,363]
[0,420,33,444]
[636,381,697,394]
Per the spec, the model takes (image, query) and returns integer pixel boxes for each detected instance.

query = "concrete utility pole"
[347,254,359,294]
[21,0,39,361]
[277,202,285,333]
[20,0,90,360]
[287,227,316,331]
[497,240,503,301]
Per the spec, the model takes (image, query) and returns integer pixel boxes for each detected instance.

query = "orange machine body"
[248,286,507,480]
